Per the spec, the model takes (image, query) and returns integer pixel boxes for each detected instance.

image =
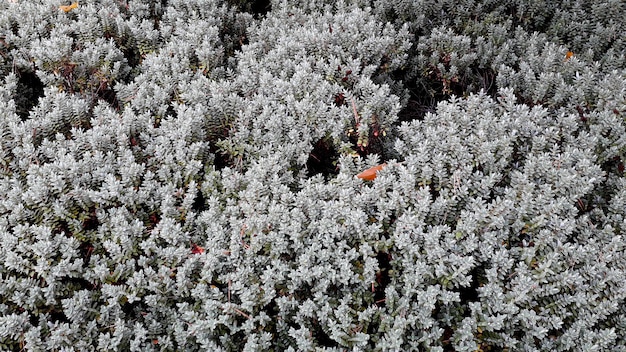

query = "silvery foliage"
[393,87,624,350]
[1,0,626,351]
[0,0,248,350]
[220,1,409,169]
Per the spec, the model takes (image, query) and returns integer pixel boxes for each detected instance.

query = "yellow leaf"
[59,2,78,12]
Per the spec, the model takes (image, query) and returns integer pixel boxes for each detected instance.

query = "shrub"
[1,0,625,350]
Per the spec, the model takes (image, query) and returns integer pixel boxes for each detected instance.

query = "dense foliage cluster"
[1,0,625,350]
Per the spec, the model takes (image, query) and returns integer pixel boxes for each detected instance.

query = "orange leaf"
[191,243,204,254]
[356,163,386,181]
[59,2,78,12]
